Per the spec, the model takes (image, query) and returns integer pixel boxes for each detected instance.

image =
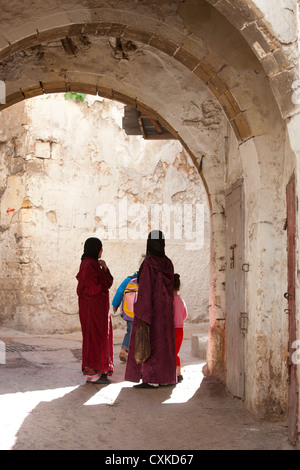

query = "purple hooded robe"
[125,253,177,385]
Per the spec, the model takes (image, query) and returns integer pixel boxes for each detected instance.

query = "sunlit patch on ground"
[84,381,134,406]
[163,363,204,404]
[0,386,78,450]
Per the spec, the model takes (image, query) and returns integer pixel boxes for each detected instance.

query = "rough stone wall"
[0,93,210,334]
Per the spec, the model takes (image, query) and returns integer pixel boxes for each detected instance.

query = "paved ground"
[0,324,295,451]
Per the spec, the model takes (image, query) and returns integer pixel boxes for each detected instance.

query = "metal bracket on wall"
[240,312,248,332]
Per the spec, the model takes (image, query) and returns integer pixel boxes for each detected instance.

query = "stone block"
[241,22,273,58]
[42,81,69,94]
[269,69,300,119]
[82,23,99,35]
[1,22,37,48]
[94,22,116,37]
[9,33,39,55]
[229,85,253,112]
[232,112,252,141]
[0,44,11,62]
[51,143,62,161]
[112,90,136,108]
[149,34,178,57]
[35,141,51,159]
[124,26,152,44]
[97,85,114,100]
[69,82,97,95]
[21,85,43,100]
[0,34,9,49]
[260,53,280,77]
[229,0,263,23]
[193,64,212,84]
[67,23,85,37]
[213,0,246,30]
[224,90,241,115]
[37,26,69,43]
[174,47,200,71]
[191,333,208,360]
[0,91,24,111]
[273,48,292,71]
[210,75,228,96]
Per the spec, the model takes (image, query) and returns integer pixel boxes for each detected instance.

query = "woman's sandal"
[133,382,159,389]
[87,374,110,384]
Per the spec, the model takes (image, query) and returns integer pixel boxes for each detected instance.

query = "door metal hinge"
[240,312,248,332]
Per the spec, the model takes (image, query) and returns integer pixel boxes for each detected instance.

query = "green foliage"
[64,92,86,103]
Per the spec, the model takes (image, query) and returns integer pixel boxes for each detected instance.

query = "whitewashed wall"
[0,94,210,333]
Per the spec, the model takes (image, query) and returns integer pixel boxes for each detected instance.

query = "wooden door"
[286,172,298,445]
[225,179,245,399]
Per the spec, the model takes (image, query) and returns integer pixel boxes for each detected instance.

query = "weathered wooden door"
[225,179,245,399]
[286,172,298,445]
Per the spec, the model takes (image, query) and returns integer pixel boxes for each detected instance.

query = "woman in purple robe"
[125,230,177,388]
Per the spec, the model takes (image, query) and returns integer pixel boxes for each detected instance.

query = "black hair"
[146,230,165,257]
[81,237,103,260]
[174,273,180,291]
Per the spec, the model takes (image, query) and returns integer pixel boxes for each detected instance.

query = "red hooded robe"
[76,257,114,376]
[125,254,176,385]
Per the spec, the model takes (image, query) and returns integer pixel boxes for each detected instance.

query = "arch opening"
[0,0,298,424]
[0,91,211,341]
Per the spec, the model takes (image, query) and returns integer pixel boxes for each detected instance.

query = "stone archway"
[0,0,299,422]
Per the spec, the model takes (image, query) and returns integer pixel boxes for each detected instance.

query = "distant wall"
[0,94,210,333]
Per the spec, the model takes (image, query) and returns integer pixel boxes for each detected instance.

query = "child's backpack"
[121,276,138,321]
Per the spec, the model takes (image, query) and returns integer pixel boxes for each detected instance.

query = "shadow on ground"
[0,326,293,451]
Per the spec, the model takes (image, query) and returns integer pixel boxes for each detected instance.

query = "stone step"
[191,333,208,360]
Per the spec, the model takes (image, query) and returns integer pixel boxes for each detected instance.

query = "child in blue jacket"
[112,272,137,362]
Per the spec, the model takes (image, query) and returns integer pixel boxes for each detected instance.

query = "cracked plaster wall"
[0,93,210,334]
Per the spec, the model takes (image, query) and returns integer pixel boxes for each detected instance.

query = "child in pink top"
[173,273,188,382]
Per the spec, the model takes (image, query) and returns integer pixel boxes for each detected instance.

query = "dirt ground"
[0,323,295,452]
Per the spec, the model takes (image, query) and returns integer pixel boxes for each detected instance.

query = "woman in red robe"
[76,237,114,384]
[125,231,177,388]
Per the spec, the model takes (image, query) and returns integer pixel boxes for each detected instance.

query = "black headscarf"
[137,231,165,283]
[81,237,103,261]
[146,230,165,257]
